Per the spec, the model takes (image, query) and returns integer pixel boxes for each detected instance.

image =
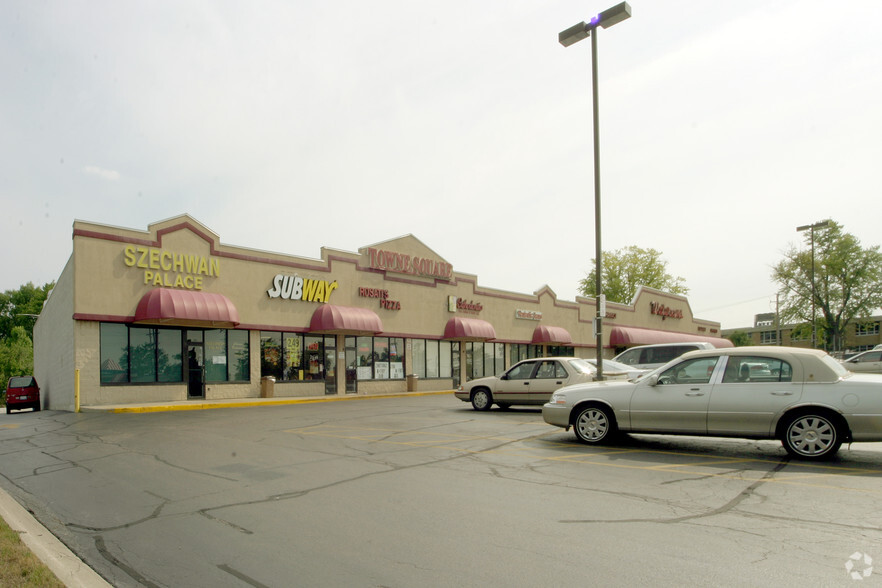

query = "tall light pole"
[559,2,632,380]
[796,220,830,349]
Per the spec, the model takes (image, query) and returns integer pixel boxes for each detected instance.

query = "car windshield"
[568,359,597,375]
[8,376,35,387]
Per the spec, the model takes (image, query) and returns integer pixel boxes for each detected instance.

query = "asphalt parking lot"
[1,395,881,586]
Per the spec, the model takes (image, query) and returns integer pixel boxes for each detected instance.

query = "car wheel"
[573,404,616,444]
[470,388,493,411]
[781,411,843,460]
[4,405,9,414]
[33,403,41,412]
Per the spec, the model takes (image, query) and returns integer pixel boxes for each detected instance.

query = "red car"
[5,376,41,413]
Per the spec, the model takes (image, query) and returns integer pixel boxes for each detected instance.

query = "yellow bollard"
[75,369,80,413]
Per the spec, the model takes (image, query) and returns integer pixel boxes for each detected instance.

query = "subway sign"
[267,274,338,303]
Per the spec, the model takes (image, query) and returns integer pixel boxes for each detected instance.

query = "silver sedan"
[542,346,882,460]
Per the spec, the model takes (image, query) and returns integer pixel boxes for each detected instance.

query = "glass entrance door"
[187,330,205,399]
[324,348,337,395]
[344,337,357,394]
[187,344,205,398]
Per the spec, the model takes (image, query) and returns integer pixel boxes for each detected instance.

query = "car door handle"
[685,390,705,396]
[523,381,530,386]
[770,391,793,396]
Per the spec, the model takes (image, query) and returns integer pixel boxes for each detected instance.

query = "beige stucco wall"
[34,215,725,408]
[34,257,76,411]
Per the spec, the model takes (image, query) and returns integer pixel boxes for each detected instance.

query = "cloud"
[82,166,121,181]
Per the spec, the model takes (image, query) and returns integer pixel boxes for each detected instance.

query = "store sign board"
[515,309,542,321]
[358,286,401,310]
[449,296,483,314]
[650,301,684,320]
[123,245,219,290]
[366,247,452,280]
[267,274,338,303]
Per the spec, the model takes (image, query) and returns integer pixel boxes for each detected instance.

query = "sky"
[2,1,881,330]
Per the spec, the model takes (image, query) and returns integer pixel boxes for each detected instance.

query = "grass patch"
[0,515,64,587]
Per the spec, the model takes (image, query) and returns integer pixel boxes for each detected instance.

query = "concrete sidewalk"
[80,389,452,413]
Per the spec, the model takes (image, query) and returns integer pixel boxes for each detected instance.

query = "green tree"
[0,326,34,389]
[772,220,882,351]
[726,331,754,347]
[579,246,688,304]
[0,282,54,342]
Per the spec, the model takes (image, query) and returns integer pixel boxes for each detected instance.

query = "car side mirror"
[500,374,509,381]
[646,374,659,386]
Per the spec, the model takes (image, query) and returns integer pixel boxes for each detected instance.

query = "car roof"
[675,346,842,383]
[617,342,715,350]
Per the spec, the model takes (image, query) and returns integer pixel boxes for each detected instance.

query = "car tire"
[573,403,616,444]
[33,403,41,412]
[4,405,9,414]
[780,410,843,460]
[470,388,493,411]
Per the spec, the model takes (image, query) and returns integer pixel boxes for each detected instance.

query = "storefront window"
[412,339,426,377]
[389,337,404,379]
[130,327,156,383]
[283,333,302,380]
[374,338,390,379]
[229,330,250,381]
[260,332,333,381]
[348,336,405,380]
[101,324,247,385]
[426,341,439,378]
[547,345,575,357]
[205,329,228,382]
[411,339,452,379]
[304,336,325,380]
[157,329,182,382]
[100,323,128,384]
[510,344,543,364]
[260,332,283,380]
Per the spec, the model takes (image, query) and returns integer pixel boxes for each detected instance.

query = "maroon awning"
[609,326,733,348]
[531,325,573,345]
[309,305,383,335]
[134,288,240,328]
[443,317,496,341]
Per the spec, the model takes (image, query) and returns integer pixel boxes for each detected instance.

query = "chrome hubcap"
[788,416,835,456]
[578,409,608,440]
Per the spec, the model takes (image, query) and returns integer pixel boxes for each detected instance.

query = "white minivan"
[611,342,716,370]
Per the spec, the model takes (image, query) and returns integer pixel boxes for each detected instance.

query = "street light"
[796,220,831,349]
[559,2,632,380]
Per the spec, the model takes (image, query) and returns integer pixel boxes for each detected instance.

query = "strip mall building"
[34,215,730,410]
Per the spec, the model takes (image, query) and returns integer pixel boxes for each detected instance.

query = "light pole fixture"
[796,220,831,349]
[559,2,632,380]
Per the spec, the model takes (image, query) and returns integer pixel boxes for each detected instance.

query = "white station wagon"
[542,346,882,460]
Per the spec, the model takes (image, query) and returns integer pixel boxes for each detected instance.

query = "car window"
[506,362,536,380]
[722,356,792,383]
[856,351,882,363]
[534,361,566,379]
[8,376,35,388]
[658,357,718,385]
[568,359,596,375]
[614,349,640,365]
[647,345,696,365]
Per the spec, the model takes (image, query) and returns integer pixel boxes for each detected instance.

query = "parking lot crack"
[559,460,790,525]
